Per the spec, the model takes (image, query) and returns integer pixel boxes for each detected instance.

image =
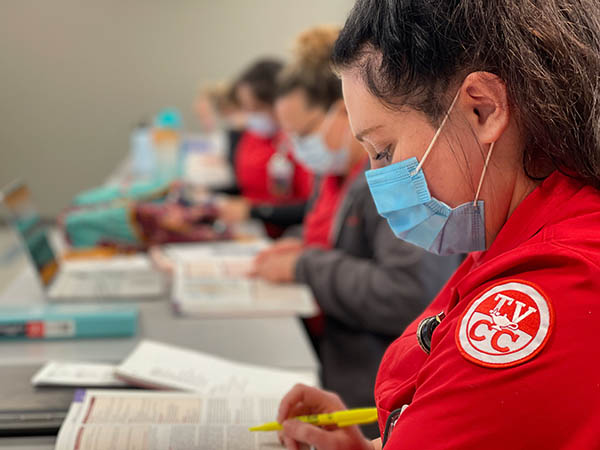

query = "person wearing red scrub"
[252,29,460,440]
[217,59,313,237]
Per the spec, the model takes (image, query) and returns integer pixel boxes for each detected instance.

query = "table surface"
[0,154,318,446]
[0,264,318,371]
[0,436,56,449]
[0,248,318,448]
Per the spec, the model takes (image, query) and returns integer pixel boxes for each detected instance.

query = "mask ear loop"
[411,89,462,176]
[473,141,495,206]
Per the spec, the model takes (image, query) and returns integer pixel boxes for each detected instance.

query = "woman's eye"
[374,145,393,163]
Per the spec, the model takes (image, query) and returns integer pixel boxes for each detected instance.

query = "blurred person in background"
[194,81,247,171]
[252,25,461,438]
[217,59,313,237]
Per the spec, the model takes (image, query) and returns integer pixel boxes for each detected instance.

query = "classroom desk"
[0,137,310,447]
[0,264,319,371]
[0,436,55,449]
[0,263,319,445]
[0,269,318,372]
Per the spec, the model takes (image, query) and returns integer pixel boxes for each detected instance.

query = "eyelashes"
[374,145,393,163]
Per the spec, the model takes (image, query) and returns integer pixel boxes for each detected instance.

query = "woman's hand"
[148,246,175,276]
[251,248,302,283]
[216,196,251,224]
[253,238,304,266]
[277,384,373,450]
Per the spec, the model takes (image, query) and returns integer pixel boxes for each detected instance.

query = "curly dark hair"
[332,0,600,188]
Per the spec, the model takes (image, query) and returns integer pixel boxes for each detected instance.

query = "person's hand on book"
[217,196,251,224]
[251,247,302,283]
[255,238,304,263]
[250,238,304,280]
[277,384,373,450]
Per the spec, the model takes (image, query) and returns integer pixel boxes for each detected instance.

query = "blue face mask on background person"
[365,90,495,255]
[291,107,351,175]
[246,112,278,138]
[291,133,349,175]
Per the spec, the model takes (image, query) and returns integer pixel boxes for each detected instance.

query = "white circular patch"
[456,280,554,368]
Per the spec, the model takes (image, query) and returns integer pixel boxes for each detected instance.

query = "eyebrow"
[355,125,383,142]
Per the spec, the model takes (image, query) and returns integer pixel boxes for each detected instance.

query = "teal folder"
[0,304,138,339]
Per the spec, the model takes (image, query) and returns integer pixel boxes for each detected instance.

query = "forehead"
[275,88,311,112]
[341,71,392,135]
[341,70,423,139]
[236,83,264,110]
[275,89,319,134]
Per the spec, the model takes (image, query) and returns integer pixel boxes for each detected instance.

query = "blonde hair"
[277,25,342,110]
[198,81,238,114]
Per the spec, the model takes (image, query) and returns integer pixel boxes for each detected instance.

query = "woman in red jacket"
[276,0,600,449]
[217,59,312,236]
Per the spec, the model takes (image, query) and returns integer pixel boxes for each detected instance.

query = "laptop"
[0,181,166,301]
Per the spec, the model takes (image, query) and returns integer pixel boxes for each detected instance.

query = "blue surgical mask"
[365,90,495,255]
[291,133,349,175]
[246,113,278,138]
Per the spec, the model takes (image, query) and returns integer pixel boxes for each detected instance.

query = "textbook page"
[55,389,283,450]
[172,251,317,318]
[115,340,318,396]
[166,241,317,318]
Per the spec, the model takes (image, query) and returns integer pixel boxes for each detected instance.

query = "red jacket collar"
[479,171,586,264]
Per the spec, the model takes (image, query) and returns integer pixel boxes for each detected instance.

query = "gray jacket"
[295,171,460,433]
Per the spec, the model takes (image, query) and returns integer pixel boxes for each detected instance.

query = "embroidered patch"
[456,280,554,368]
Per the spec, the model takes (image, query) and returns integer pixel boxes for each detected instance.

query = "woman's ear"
[458,72,510,145]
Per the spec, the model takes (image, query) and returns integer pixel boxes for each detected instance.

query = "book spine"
[0,313,136,339]
[0,320,75,339]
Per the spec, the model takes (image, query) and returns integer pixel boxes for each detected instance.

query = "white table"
[0,136,309,447]
[0,436,56,449]
[0,264,318,371]
[0,264,318,448]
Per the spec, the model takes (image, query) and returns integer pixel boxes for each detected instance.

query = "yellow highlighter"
[249,407,378,432]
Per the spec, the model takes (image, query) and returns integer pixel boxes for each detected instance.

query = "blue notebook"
[0,304,138,339]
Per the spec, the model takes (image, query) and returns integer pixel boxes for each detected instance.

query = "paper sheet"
[31,361,128,387]
[115,340,318,396]
[55,390,283,450]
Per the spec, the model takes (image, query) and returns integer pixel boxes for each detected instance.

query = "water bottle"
[130,121,156,177]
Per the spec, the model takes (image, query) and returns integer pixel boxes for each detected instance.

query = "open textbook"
[55,389,284,450]
[114,340,318,396]
[55,341,317,449]
[167,242,318,318]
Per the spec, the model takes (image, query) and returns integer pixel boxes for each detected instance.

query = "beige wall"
[0,0,353,217]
